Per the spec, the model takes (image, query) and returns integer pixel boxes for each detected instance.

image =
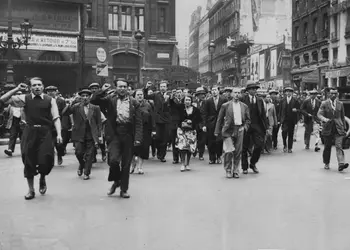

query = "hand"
[292,108,297,112]
[102,83,111,91]
[98,137,103,144]
[324,118,330,123]
[56,135,63,144]
[17,83,28,92]
[202,126,207,132]
[134,141,141,146]
[214,133,218,137]
[151,132,156,136]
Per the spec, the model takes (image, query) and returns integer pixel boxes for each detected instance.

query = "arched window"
[38,52,64,61]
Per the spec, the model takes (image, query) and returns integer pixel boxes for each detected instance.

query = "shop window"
[121,6,132,31]
[39,52,63,61]
[85,3,92,28]
[108,6,119,31]
[135,7,144,31]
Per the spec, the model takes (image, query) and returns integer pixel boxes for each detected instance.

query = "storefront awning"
[302,69,320,83]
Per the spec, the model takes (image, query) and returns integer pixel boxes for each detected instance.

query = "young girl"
[175,119,197,172]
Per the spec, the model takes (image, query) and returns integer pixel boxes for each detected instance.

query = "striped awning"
[302,69,320,83]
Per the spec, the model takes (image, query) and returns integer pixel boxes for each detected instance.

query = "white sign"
[259,53,265,80]
[270,49,277,77]
[96,47,107,62]
[157,53,170,59]
[0,33,78,52]
[96,63,108,77]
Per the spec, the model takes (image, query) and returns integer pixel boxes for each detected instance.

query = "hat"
[284,87,294,92]
[224,87,233,92]
[195,87,206,95]
[89,83,100,89]
[78,88,92,96]
[16,91,22,95]
[245,80,260,90]
[45,85,57,91]
[309,89,318,94]
[269,89,278,95]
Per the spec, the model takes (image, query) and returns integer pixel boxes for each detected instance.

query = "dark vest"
[24,94,52,127]
[249,101,260,125]
[285,101,293,121]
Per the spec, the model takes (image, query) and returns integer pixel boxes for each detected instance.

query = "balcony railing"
[331,32,339,42]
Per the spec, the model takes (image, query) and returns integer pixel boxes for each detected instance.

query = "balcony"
[331,32,339,42]
[311,33,317,42]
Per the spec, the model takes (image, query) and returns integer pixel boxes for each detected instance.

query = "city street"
[0,128,350,250]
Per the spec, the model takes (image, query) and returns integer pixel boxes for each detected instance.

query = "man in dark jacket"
[269,89,281,150]
[90,80,142,198]
[240,81,268,174]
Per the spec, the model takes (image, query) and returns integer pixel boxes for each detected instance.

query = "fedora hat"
[309,89,318,94]
[245,80,260,90]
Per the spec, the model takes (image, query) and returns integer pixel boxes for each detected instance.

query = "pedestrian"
[214,87,250,178]
[63,88,102,180]
[269,89,281,150]
[90,80,142,198]
[279,87,300,153]
[240,81,268,174]
[264,94,278,153]
[317,88,349,171]
[169,88,183,164]
[3,90,25,157]
[300,89,322,152]
[193,87,207,161]
[0,78,62,200]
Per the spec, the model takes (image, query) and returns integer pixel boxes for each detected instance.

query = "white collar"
[31,93,44,99]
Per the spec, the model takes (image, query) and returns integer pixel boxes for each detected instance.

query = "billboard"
[270,49,277,78]
[259,53,265,80]
[250,53,259,82]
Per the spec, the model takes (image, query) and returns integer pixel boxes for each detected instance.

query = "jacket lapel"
[87,105,93,121]
[79,104,86,120]
[240,102,245,122]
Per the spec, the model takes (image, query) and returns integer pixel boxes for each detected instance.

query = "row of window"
[85,3,169,33]
[210,13,239,41]
[294,13,328,41]
[294,48,328,66]
[209,0,240,27]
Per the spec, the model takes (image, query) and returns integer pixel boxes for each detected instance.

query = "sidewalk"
[0,138,19,146]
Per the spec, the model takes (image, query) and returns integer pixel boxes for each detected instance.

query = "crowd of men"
[0,77,349,200]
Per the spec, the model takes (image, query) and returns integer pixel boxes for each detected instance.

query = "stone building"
[188,6,202,72]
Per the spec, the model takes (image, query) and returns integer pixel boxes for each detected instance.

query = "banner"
[0,33,78,52]
[270,49,277,77]
[259,53,265,80]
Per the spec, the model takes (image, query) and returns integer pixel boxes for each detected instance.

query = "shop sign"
[0,33,78,52]
[96,48,107,62]
[325,67,350,78]
[96,63,108,77]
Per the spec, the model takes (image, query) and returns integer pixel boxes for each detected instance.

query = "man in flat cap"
[269,89,281,149]
[194,87,207,161]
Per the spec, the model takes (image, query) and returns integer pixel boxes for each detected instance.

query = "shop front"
[325,66,350,89]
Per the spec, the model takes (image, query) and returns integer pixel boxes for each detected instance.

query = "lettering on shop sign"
[0,0,79,32]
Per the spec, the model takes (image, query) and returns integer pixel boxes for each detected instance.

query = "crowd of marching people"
[0,77,349,200]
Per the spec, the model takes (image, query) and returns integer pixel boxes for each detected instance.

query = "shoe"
[209,161,215,164]
[102,154,107,162]
[92,158,97,163]
[283,147,287,153]
[305,145,310,150]
[185,165,191,171]
[250,164,259,174]
[57,156,63,166]
[160,158,166,163]
[243,170,248,174]
[137,168,144,175]
[83,175,90,180]
[107,181,120,196]
[315,147,320,152]
[338,163,349,172]
[120,191,130,198]
[324,164,330,170]
[217,158,222,164]
[24,191,35,200]
[39,178,47,195]
[130,161,137,174]
[226,172,233,178]
[273,147,277,150]
[233,173,239,179]
[77,169,83,177]
[4,149,12,157]
[199,157,204,161]
[288,149,293,153]
[180,165,185,172]
[172,160,179,164]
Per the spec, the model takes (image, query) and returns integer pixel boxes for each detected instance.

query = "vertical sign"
[270,49,277,78]
[259,52,265,80]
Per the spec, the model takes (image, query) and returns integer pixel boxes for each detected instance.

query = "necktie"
[312,100,315,109]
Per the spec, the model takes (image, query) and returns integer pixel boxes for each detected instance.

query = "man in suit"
[169,89,183,163]
[301,89,322,152]
[279,87,300,153]
[193,87,207,161]
[45,85,66,166]
[144,80,171,162]
[269,89,281,149]
[90,80,142,198]
[317,88,349,171]
[63,88,102,180]
[240,81,268,174]
[215,87,250,178]
[264,94,278,152]
[203,85,227,164]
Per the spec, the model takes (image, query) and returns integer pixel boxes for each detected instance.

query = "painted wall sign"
[0,0,80,32]
[0,33,78,52]
[96,48,107,62]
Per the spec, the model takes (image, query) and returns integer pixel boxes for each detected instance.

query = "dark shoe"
[107,181,120,196]
[102,154,107,162]
[233,173,239,179]
[120,191,130,199]
[324,164,330,170]
[217,158,222,164]
[315,147,320,152]
[4,149,13,156]
[273,147,277,150]
[199,156,204,161]
[25,191,35,200]
[130,161,137,174]
[92,158,97,163]
[77,169,83,177]
[209,161,215,165]
[338,163,349,172]
[283,147,287,153]
[39,178,47,195]
[250,164,259,174]
[305,145,310,150]
[226,172,233,178]
[83,175,90,180]
[243,170,248,174]
[288,149,293,153]
[57,156,63,166]
[172,160,179,164]
[160,158,166,163]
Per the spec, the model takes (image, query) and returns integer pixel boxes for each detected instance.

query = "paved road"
[0,127,350,250]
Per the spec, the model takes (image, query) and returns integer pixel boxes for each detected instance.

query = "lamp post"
[0,0,33,89]
[208,40,216,86]
[134,30,143,88]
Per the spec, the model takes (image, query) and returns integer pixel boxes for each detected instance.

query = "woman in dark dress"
[130,89,155,174]
[176,94,202,171]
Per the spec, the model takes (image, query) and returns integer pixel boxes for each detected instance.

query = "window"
[158,6,167,32]
[303,22,308,36]
[303,53,310,64]
[323,13,328,31]
[39,52,63,61]
[295,0,300,12]
[135,7,144,31]
[85,4,92,28]
[333,48,338,60]
[312,18,317,34]
[108,6,119,31]
[294,56,300,66]
[321,48,329,60]
[333,15,338,36]
[312,51,318,62]
[295,26,299,41]
[121,6,132,31]
[346,45,350,57]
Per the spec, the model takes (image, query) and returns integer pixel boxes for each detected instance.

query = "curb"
[0,139,19,146]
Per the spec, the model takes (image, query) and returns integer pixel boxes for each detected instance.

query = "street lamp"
[208,40,216,86]
[0,0,33,89]
[134,30,143,88]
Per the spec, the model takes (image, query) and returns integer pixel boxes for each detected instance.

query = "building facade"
[326,0,350,90]
[198,14,210,83]
[0,0,177,94]
[188,6,202,71]
[291,0,330,91]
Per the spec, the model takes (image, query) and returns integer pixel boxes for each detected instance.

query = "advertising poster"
[270,49,277,77]
[250,53,259,82]
[259,53,265,80]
